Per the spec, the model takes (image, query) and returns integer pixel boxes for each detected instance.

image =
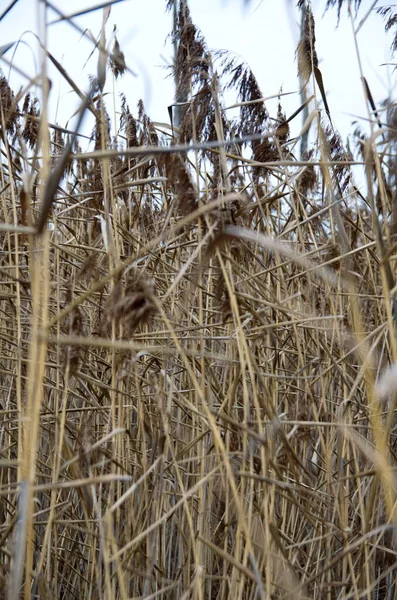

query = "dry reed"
[0,1,396,598]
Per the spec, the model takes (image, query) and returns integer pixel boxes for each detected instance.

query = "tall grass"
[0,1,396,598]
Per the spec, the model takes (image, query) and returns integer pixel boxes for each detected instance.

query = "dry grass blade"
[0,0,19,21]
[220,224,340,285]
[314,65,331,122]
[0,41,16,57]
[49,0,126,23]
[36,82,96,234]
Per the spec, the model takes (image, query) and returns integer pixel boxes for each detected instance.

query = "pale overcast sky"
[1,0,395,144]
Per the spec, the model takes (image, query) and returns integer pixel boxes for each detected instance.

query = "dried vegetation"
[0,0,397,598]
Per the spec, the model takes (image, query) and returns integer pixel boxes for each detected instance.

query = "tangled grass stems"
[0,0,397,598]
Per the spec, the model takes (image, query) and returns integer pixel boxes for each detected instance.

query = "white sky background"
[1,0,395,149]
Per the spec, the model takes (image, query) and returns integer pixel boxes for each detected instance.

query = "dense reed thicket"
[0,0,397,598]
